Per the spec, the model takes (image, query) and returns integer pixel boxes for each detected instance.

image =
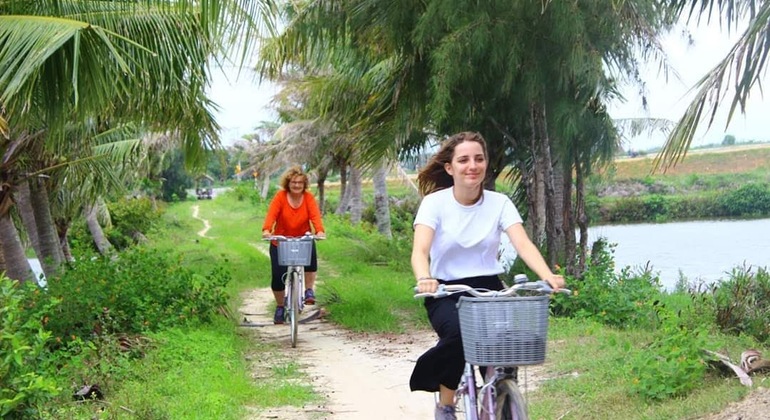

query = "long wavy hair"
[417,131,489,197]
[279,166,309,192]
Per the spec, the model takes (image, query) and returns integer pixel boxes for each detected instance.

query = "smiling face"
[288,175,306,195]
[444,140,487,190]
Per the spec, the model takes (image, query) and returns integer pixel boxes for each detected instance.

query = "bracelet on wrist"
[417,276,434,281]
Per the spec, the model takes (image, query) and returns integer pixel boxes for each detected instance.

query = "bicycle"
[264,234,318,348]
[415,277,570,420]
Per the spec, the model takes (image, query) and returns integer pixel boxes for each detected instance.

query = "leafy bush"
[40,247,231,344]
[230,182,272,206]
[712,265,770,343]
[552,240,664,329]
[106,197,164,250]
[629,311,710,400]
[602,197,649,223]
[666,194,727,220]
[1,277,60,418]
[720,183,770,217]
[593,179,770,223]
[361,193,420,236]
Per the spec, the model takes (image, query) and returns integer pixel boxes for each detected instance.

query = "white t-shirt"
[414,188,523,281]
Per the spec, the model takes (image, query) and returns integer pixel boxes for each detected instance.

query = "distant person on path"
[409,131,564,420]
[262,166,326,324]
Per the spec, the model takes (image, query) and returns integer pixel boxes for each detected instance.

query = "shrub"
[0,277,60,418]
[40,247,232,344]
[712,265,770,343]
[552,240,664,329]
[230,182,271,206]
[629,310,710,400]
[361,194,420,237]
[106,197,164,250]
[603,197,648,223]
[667,194,727,220]
[720,183,770,217]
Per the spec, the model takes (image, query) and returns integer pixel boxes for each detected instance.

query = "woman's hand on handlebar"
[544,274,565,291]
[315,232,326,240]
[262,230,271,239]
[415,278,439,294]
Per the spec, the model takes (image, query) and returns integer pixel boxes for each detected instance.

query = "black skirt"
[409,275,503,392]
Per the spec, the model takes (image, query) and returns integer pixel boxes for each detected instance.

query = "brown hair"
[280,166,309,192]
[417,131,489,196]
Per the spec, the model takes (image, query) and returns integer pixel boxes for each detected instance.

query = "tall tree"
[372,161,392,238]
[259,0,673,273]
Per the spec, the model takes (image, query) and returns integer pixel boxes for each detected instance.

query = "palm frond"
[655,1,770,172]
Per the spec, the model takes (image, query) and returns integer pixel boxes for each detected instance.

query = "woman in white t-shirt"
[410,131,565,420]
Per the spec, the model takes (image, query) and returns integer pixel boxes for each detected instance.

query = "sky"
[207,19,769,150]
[207,61,280,145]
[609,19,770,151]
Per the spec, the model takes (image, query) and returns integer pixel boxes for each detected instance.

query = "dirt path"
[239,287,437,419]
[191,205,212,238]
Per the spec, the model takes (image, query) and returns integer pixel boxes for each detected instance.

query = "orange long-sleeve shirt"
[262,190,325,238]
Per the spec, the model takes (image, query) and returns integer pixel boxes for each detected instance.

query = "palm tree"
[658,0,770,170]
[0,0,274,281]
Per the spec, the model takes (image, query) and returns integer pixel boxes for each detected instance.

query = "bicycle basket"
[277,239,313,266]
[457,295,549,366]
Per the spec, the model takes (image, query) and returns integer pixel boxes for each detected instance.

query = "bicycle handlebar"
[263,233,325,241]
[414,281,571,299]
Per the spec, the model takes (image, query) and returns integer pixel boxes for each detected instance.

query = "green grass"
[85,320,316,419]
[528,318,751,419]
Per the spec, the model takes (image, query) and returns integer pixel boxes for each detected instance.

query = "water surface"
[587,218,770,290]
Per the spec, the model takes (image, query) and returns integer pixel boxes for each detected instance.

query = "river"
[586,218,770,290]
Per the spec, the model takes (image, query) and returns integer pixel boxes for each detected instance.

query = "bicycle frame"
[456,364,523,420]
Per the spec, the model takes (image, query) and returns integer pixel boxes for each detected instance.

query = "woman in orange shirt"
[262,166,326,324]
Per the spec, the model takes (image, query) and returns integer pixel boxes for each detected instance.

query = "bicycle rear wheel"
[495,379,528,420]
[288,270,300,347]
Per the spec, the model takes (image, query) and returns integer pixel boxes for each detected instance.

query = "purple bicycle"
[416,278,569,420]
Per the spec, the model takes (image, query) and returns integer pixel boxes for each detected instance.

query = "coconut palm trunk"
[28,176,64,278]
[575,159,589,275]
[348,166,363,224]
[372,161,392,238]
[84,203,114,256]
[14,180,41,259]
[531,102,558,267]
[0,214,34,283]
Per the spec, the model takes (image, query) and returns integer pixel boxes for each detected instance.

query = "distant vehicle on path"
[195,174,214,200]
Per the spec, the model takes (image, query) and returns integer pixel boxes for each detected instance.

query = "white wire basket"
[457,295,549,366]
[277,239,313,266]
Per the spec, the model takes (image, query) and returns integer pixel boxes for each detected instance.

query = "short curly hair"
[279,166,309,192]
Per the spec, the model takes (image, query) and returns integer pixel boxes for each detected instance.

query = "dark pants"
[269,242,318,291]
[409,275,504,392]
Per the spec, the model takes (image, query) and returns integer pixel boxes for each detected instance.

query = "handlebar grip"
[413,284,448,299]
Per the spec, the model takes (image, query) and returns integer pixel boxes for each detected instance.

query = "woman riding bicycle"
[262,166,326,324]
[409,131,564,420]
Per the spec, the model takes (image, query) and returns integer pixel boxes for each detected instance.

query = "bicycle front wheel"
[288,270,300,347]
[495,379,528,420]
